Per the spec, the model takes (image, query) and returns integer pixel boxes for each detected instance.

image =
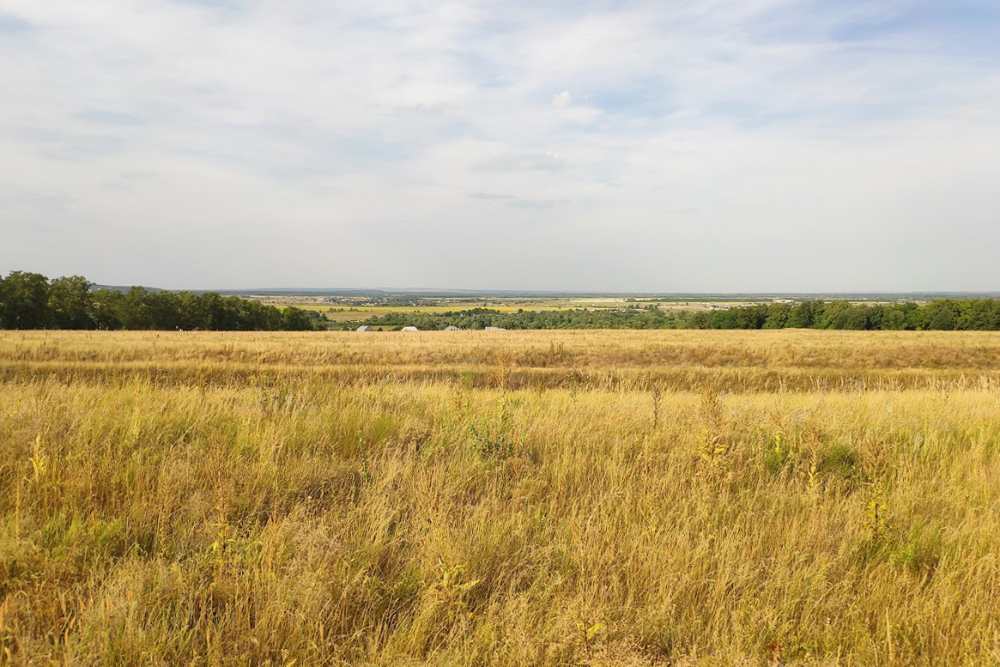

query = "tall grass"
[2,331,1000,665]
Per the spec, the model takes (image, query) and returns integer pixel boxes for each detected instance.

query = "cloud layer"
[2,0,999,290]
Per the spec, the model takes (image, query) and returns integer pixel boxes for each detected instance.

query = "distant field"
[3,330,1000,665]
[291,304,532,322]
[269,300,745,322]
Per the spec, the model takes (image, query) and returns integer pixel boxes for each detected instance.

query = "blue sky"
[1,0,999,291]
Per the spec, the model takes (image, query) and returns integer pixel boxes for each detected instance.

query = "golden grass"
[3,330,1000,392]
[2,330,1000,665]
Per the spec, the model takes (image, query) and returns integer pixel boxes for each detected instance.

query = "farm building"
[444,326,460,331]
[485,326,505,331]
[357,325,372,332]
[401,326,419,332]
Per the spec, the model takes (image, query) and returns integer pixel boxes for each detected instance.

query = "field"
[292,305,531,324]
[256,297,738,323]
[3,330,1000,665]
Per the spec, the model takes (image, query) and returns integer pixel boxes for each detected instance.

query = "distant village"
[355,325,505,332]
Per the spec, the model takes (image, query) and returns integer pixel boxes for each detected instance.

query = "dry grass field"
[3,330,1000,665]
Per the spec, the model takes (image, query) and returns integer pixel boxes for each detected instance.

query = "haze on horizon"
[2,0,999,293]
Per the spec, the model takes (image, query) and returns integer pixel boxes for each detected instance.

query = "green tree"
[0,271,51,329]
[960,300,1000,330]
[763,303,791,329]
[881,307,908,330]
[903,303,926,330]
[924,300,958,330]
[176,291,211,330]
[734,305,768,329]
[787,301,820,329]
[116,287,154,329]
[89,289,124,329]
[282,307,319,331]
[145,291,183,330]
[816,301,852,329]
[48,275,94,329]
[834,305,872,330]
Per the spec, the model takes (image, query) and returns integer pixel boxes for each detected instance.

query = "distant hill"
[91,284,166,293]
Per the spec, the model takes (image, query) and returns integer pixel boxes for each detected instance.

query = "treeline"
[687,300,1000,330]
[358,300,1000,332]
[356,306,687,330]
[0,271,322,331]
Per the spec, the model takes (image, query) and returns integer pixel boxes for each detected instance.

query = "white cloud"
[1,0,1000,290]
[552,90,572,107]
[474,151,569,173]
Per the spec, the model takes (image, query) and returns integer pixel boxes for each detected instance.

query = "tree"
[176,291,211,330]
[734,305,768,329]
[842,306,871,330]
[881,307,908,330]
[48,275,93,329]
[902,303,926,330]
[89,289,123,329]
[924,300,958,331]
[0,271,51,329]
[960,300,1000,330]
[282,307,319,331]
[815,301,852,329]
[145,291,182,330]
[115,287,153,329]
[787,301,820,329]
[763,303,790,329]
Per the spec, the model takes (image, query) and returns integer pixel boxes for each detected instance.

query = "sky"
[1,0,1000,292]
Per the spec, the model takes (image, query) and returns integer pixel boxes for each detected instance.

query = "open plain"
[2,330,1000,665]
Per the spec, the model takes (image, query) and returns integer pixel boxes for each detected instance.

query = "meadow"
[267,299,716,323]
[2,330,1000,665]
[294,305,531,324]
